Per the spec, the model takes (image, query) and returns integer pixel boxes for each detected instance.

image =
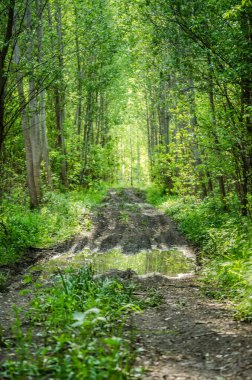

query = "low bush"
[146,187,252,320]
[0,267,142,379]
[0,186,108,266]
[144,185,169,206]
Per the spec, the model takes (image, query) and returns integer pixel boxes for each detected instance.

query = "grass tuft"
[0,187,108,266]
[0,266,143,379]
[146,186,252,320]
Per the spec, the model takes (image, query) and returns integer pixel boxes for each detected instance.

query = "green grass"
[0,186,108,266]
[146,186,252,321]
[144,185,168,206]
[0,267,143,379]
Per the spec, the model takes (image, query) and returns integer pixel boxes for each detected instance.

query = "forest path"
[0,188,252,379]
[91,189,251,379]
[133,276,252,380]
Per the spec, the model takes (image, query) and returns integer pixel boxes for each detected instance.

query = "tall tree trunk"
[239,5,252,215]
[158,73,170,151]
[0,1,15,152]
[145,91,153,168]
[80,83,93,186]
[14,41,39,208]
[208,53,227,208]
[97,92,103,145]
[83,88,93,170]
[55,88,68,187]
[74,5,83,136]
[240,5,252,135]
[27,0,41,200]
[136,134,141,182]
[54,0,68,187]
[188,78,207,198]
[36,0,52,186]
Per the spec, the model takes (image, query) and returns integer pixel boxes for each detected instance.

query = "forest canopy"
[0,0,251,215]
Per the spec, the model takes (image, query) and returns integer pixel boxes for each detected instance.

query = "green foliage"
[0,267,142,379]
[148,190,252,320]
[164,196,252,261]
[0,187,107,266]
[81,144,119,187]
[139,288,164,308]
[126,0,252,215]
[0,272,8,291]
[150,151,175,194]
[145,185,167,206]
[0,203,40,264]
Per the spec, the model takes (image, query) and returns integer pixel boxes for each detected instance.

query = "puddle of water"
[41,248,195,278]
[91,249,195,276]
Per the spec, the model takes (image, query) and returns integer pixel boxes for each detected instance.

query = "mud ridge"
[81,188,194,255]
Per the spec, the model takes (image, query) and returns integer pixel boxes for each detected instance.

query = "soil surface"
[132,275,252,380]
[1,188,252,379]
[86,188,191,253]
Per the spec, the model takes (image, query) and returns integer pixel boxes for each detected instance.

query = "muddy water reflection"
[91,249,195,276]
[45,248,195,277]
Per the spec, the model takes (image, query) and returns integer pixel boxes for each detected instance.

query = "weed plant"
[0,187,107,266]
[146,187,252,320]
[0,267,143,379]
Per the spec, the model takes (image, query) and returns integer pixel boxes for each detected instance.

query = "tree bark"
[239,5,252,214]
[208,53,227,209]
[0,1,15,152]
[27,0,41,200]
[14,41,39,208]
[74,5,83,136]
[36,0,52,186]
[188,78,208,198]
[54,0,68,187]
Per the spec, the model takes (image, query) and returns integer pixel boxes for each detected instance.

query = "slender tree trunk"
[188,78,207,198]
[14,41,39,208]
[136,134,141,182]
[36,0,52,186]
[54,0,68,187]
[74,6,83,136]
[239,6,252,214]
[145,91,153,170]
[83,89,92,167]
[0,1,15,152]
[146,96,151,156]
[99,93,104,145]
[208,53,227,208]
[55,88,68,187]
[240,6,252,135]
[207,171,213,193]
[158,74,170,152]
[27,0,41,200]
[101,96,109,147]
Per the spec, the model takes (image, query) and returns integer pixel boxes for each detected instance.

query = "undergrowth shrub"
[146,188,252,320]
[0,267,142,379]
[0,187,107,265]
[144,185,170,205]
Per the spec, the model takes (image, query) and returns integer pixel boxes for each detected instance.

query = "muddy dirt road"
[85,188,192,253]
[133,275,252,380]
[1,188,252,379]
